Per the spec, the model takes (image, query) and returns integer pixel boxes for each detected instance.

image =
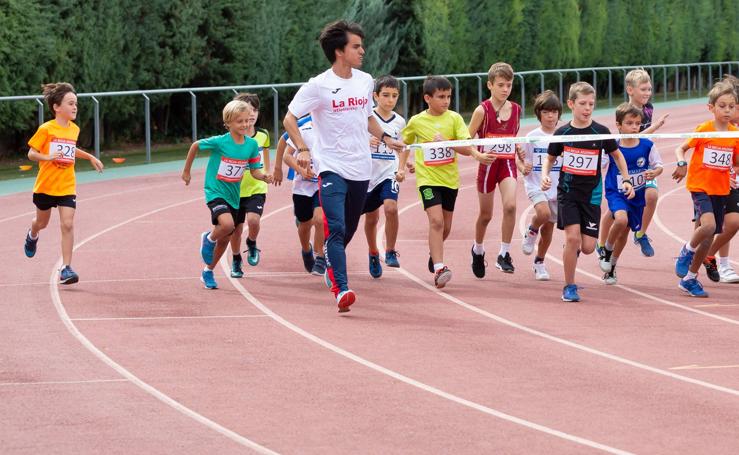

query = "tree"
[344,0,407,76]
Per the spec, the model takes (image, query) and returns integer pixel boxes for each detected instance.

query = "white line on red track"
[0,379,128,387]
[71,314,269,322]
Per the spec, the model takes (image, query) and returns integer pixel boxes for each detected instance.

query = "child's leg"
[312,207,325,255]
[606,210,629,254]
[246,213,261,243]
[442,209,454,241]
[426,205,445,265]
[474,192,494,245]
[537,222,554,258]
[58,206,75,266]
[598,209,613,247]
[230,223,244,255]
[531,201,552,231]
[707,213,739,257]
[208,213,236,268]
[688,212,717,273]
[364,208,380,252]
[297,221,313,251]
[30,208,52,236]
[563,224,582,285]
[640,186,659,234]
[383,199,399,252]
[498,177,517,245]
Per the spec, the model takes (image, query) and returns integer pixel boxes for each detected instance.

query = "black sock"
[246,238,256,247]
[534,256,544,264]
[233,253,242,261]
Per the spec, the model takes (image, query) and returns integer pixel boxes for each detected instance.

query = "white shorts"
[527,190,558,223]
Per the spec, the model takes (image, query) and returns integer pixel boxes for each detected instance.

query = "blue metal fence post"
[92,96,100,158]
[476,76,483,105]
[452,77,460,112]
[36,99,44,126]
[558,72,563,102]
[272,87,279,148]
[143,94,151,163]
[189,92,197,142]
[540,72,545,95]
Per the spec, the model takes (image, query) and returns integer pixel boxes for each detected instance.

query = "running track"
[1,103,737,454]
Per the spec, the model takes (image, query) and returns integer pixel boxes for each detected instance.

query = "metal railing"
[1,61,735,162]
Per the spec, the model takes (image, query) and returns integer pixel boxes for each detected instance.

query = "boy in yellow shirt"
[24,82,104,284]
[402,76,493,288]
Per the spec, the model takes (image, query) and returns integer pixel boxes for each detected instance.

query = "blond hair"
[568,82,595,101]
[222,100,253,126]
[615,102,643,124]
[488,62,514,82]
[707,80,738,105]
[625,68,651,88]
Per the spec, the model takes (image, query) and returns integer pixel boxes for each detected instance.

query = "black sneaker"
[496,253,514,273]
[428,254,434,274]
[703,257,720,282]
[471,247,486,278]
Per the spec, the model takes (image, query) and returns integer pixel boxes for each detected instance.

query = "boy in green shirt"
[402,76,493,288]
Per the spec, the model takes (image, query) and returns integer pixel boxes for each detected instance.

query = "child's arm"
[75,148,104,172]
[641,113,669,134]
[467,106,484,138]
[610,149,636,199]
[672,141,691,182]
[27,147,58,162]
[645,145,664,180]
[262,146,271,178]
[541,155,556,190]
[395,148,410,182]
[181,142,200,185]
[272,136,287,186]
[249,167,273,184]
[516,145,533,176]
[368,116,405,152]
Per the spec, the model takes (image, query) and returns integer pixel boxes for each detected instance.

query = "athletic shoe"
[201,269,218,289]
[471,247,486,278]
[311,256,326,276]
[246,242,260,266]
[369,253,382,278]
[703,257,720,283]
[603,265,617,285]
[719,265,739,283]
[200,232,215,265]
[385,250,400,268]
[599,248,613,273]
[595,243,605,259]
[231,255,244,278]
[434,266,452,289]
[59,265,79,285]
[634,233,655,257]
[24,230,38,258]
[301,248,315,273]
[427,254,434,274]
[533,262,550,281]
[522,229,538,255]
[337,289,356,313]
[675,245,694,278]
[495,253,514,273]
[561,284,580,302]
[678,278,708,297]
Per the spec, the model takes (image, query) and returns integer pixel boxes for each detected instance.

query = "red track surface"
[1,104,738,454]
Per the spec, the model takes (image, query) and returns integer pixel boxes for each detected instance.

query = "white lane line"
[670,364,739,371]
[220,203,633,454]
[50,196,279,455]
[653,184,739,267]
[71,315,269,322]
[0,180,178,224]
[0,379,128,387]
[517,203,739,325]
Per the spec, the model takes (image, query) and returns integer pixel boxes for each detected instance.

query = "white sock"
[605,241,614,251]
[28,230,38,240]
[685,271,698,280]
[433,262,444,272]
[685,243,696,253]
[473,243,485,255]
[207,232,216,243]
[718,256,730,268]
[204,266,213,272]
[499,242,510,256]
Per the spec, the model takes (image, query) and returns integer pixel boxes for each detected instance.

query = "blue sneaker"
[385,250,400,268]
[595,243,605,259]
[24,230,38,258]
[59,265,79,285]
[311,256,326,276]
[231,255,244,278]
[369,253,382,278]
[246,240,260,266]
[678,278,708,298]
[561,284,580,302]
[634,233,655,257]
[200,232,215,265]
[201,269,218,289]
[675,245,694,278]
[301,247,315,273]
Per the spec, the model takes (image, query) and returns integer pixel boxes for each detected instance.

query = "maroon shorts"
[476,158,517,193]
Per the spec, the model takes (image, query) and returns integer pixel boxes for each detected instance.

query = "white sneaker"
[719,265,739,283]
[603,266,617,285]
[522,229,538,255]
[533,262,550,281]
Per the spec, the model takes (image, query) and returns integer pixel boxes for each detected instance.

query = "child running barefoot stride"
[182,100,273,290]
[24,82,104,284]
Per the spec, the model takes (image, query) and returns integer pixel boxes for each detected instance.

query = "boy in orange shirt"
[24,82,104,284]
[672,80,739,297]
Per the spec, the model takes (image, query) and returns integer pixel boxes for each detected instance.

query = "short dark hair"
[319,20,364,64]
[533,90,562,121]
[234,92,260,111]
[615,102,643,124]
[423,76,452,97]
[374,75,399,93]
[41,82,76,112]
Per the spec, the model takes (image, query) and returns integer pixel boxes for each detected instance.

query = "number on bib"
[562,146,599,176]
[702,146,733,170]
[217,157,248,182]
[423,146,454,166]
[533,148,561,171]
[50,139,76,165]
[617,171,646,191]
[483,134,515,158]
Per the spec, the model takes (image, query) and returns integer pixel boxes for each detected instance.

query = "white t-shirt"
[286,120,320,197]
[369,110,406,191]
[287,68,374,181]
[523,127,560,200]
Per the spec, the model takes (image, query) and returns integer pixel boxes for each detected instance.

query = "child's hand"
[645,169,658,180]
[273,167,283,186]
[541,175,551,191]
[433,133,445,142]
[298,167,314,180]
[654,113,670,129]
[92,158,104,173]
[672,166,687,183]
[262,173,274,184]
[181,171,191,186]
[622,180,635,199]
[473,150,495,166]
[370,136,381,148]
[395,169,406,183]
[48,149,62,161]
[522,161,533,176]
[386,138,406,153]
[406,161,415,174]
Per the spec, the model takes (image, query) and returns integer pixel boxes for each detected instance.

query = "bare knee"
[502,202,516,218]
[60,219,74,233]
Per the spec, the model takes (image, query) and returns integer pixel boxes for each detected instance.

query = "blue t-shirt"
[605,139,655,206]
